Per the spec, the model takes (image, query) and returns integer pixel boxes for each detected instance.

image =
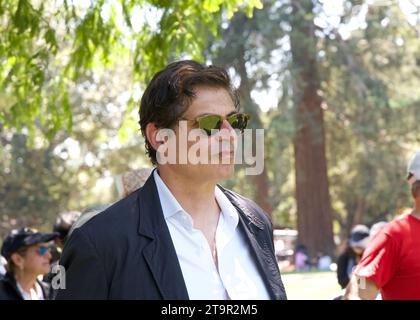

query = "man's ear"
[145,123,161,151]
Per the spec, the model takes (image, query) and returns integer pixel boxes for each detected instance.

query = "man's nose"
[216,120,238,145]
[220,119,236,134]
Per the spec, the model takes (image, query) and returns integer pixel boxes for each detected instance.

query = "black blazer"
[55,173,287,300]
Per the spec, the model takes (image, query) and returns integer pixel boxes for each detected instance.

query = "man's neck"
[156,167,221,226]
[411,203,420,219]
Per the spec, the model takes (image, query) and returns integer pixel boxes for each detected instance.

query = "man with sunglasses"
[56,60,287,300]
[0,228,59,300]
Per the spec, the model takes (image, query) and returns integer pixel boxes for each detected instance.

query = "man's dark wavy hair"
[138,60,239,165]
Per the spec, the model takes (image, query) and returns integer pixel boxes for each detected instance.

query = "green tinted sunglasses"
[182,112,250,135]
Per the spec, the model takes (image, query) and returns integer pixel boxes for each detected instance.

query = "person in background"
[52,211,81,259]
[66,168,153,239]
[344,151,420,300]
[0,228,59,300]
[114,168,153,199]
[317,252,332,271]
[43,210,82,289]
[336,225,370,289]
[53,211,82,250]
[367,221,388,300]
[67,204,111,239]
[295,244,310,272]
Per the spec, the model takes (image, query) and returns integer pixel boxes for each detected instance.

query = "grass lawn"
[281,271,343,300]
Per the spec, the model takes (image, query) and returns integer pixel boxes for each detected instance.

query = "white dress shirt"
[16,281,44,300]
[153,170,270,300]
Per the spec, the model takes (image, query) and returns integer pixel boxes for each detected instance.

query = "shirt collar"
[153,169,184,220]
[16,281,44,300]
[215,186,239,230]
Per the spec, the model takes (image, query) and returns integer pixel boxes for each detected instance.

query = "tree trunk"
[352,198,366,227]
[290,0,334,258]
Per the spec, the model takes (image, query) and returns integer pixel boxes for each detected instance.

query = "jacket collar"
[216,185,265,230]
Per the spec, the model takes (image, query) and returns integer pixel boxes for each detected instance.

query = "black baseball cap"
[1,227,59,260]
[349,225,370,249]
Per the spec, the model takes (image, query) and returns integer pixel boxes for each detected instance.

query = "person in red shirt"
[344,150,420,300]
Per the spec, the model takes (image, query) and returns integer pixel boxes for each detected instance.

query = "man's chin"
[171,163,235,181]
[213,163,235,180]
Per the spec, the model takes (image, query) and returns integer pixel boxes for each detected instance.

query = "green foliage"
[0,133,74,236]
[0,64,149,238]
[0,0,262,139]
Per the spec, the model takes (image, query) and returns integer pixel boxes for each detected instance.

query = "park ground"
[281,271,343,300]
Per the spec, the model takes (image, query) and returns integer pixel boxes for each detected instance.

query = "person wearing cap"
[336,225,370,289]
[0,228,59,300]
[344,151,420,300]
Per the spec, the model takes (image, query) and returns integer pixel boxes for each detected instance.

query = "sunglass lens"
[198,115,222,135]
[228,113,249,131]
[38,247,49,256]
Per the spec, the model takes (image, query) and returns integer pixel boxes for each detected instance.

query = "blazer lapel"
[220,187,287,300]
[137,172,189,300]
